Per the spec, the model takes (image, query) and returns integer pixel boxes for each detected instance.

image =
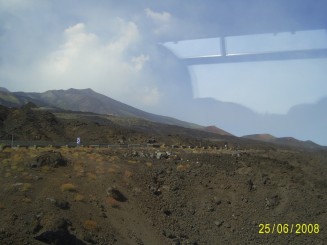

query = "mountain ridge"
[1,88,207,131]
[0,87,325,149]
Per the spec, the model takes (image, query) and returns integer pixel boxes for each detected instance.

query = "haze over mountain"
[0,87,325,149]
[173,96,327,146]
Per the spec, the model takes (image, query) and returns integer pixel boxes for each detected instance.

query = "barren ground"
[0,146,326,244]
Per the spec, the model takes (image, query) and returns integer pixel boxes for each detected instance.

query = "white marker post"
[76,137,81,147]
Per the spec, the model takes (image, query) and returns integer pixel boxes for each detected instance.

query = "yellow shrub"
[60,183,77,192]
[176,164,190,171]
[74,194,85,202]
[87,173,97,181]
[83,220,98,231]
[20,183,32,192]
[22,197,32,203]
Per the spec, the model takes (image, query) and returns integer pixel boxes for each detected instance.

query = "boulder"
[106,187,127,202]
[31,151,68,168]
[156,151,168,160]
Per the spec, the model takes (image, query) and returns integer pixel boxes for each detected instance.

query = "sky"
[1,0,327,145]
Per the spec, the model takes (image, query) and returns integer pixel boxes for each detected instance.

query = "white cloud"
[145,8,172,35]
[145,8,171,23]
[38,21,160,107]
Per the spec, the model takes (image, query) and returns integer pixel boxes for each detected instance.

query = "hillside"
[242,134,323,150]
[0,88,203,131]
[204,125,233,136]
[0,103,240,148]
[0,88,325,149]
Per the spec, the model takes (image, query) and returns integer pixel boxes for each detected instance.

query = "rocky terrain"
[0,103,326,244]
[0,144,326,245]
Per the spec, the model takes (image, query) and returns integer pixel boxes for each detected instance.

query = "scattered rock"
[247,179,256,191]
[163,209,172,216]
[149,185,161,196]
[265,195,281,209]
[46,197,56,204]
[83,233,97,244]
[147,139,157,144]
[224,223,231,228]
[55,200,70,210]
[156,151,168,160]
[132,151,139,157]
[31,220,43,234]
[214,221,224,227]
[262,174,271,185]
[35,219,85,245]
[31,151,68,168]
[163,230,176,239]
[106,187,127,202]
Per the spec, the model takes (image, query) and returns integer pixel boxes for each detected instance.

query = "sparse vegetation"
[22,197,32,203]
[74,194,85,202]
[60,183,77,192]
[87,172,97,181]
[83,219,98,231]
[20,183,32,192]
[176,163,190,171]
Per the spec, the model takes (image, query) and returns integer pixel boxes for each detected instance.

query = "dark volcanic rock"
[106,187,128,202]
[265,195,281,209]
[55,200,70,210]
[35,218,85,245]
[31,151,68,168]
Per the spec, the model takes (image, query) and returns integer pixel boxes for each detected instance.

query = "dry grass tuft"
[127,160,138,164]
[1,159,10,167]
[110,156,119,161]
[108,165,119,174]
[74,194,85,202]
[73,162,85,177]
[41,165,52,173]
[20,183,32,192]
[95,165,106,175]
[176,164,190,171]
[124,170,133,178]
[87,172,97,181]
[83,219,98,231]
[22,197,32,203]
[60,183,77,192]
[5,172,11,177]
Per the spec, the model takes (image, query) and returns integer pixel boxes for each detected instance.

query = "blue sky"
[0,0,327,144]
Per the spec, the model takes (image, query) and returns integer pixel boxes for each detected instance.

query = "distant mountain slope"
[242,134,322,149]
[0,87,10,93]
[0,88,224,133]
[203,126,233,136]
[242,134,276,141]
[0,103,239,147]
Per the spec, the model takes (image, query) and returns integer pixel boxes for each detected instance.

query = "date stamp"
[258,223,320,234]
